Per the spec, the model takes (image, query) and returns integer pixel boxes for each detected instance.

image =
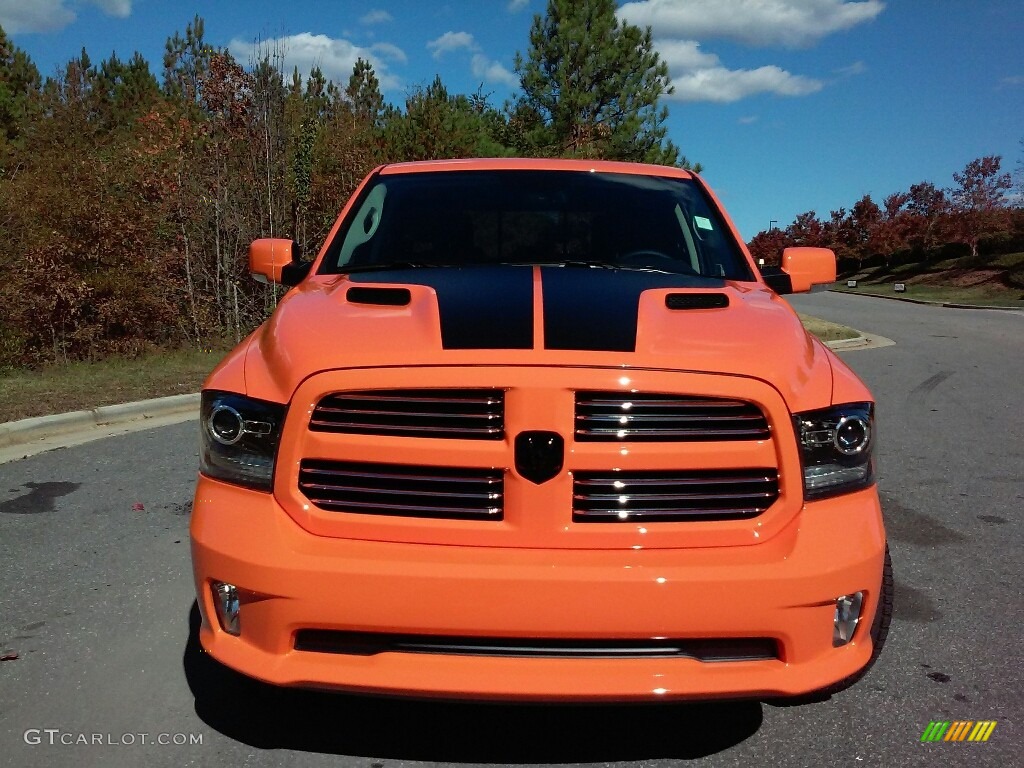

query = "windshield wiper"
[543,260,692,275]
[340,261,444,273]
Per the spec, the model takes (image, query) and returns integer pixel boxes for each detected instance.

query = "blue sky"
[3,0,1022,240]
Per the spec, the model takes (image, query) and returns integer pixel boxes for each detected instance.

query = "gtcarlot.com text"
[24,729,203,746]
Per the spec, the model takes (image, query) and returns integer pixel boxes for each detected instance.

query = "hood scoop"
[665,293,729,310]
[346,286,412,306]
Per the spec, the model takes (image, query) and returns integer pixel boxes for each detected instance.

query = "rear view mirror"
[249,239,311,287]
[762,247,836,294]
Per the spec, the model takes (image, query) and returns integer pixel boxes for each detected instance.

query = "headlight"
[200,391,286,491]
[794,403,874,499]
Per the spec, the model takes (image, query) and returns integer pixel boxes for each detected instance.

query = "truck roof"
[378,157,696,179]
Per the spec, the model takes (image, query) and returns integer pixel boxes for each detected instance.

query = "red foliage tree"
[949,155,1012,258]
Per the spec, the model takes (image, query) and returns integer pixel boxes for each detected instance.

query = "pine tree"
[512,0,689,166]
[0,24,41,143]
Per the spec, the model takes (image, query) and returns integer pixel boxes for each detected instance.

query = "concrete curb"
[0,393,200,450]
[825,332,896,352]
[830,289,1022,311]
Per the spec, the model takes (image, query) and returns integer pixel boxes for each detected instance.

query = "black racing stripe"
[350,266,534,349]
[541,268,725,352]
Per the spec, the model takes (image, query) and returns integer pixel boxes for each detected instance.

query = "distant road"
[1,291,1021,767]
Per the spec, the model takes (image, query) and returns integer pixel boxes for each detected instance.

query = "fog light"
[833,592,863,646]
[212,582,241,636]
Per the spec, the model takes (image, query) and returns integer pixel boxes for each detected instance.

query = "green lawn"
[0,347,226,423]
[836,251,1024,307]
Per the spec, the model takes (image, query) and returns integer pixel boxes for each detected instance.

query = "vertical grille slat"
[575,392,769,442]
[573,469,779,522]
[299,460,505,520]
[311,389,505,439]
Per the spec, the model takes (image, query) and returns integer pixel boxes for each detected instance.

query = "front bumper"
[191,476,885,702]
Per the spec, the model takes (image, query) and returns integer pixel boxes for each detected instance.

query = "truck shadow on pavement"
[183,603,763,761]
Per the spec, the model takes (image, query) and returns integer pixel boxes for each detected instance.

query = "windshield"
[320,170,754,280]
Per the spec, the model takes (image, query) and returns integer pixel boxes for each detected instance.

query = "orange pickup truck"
[190,158,890,702]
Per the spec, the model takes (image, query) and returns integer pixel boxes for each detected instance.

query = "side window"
[337,183,387,267]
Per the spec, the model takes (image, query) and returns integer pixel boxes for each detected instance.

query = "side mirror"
[762,247,836,294]
[249,239,312,287]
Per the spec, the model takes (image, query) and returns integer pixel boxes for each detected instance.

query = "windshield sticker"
[694,216,714,231]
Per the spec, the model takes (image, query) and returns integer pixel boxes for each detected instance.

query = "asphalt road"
[1,292,1021,767]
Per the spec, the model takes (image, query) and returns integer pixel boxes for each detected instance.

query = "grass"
[0,316,859,424]
[0,347,226,423]
[835,251,1024,307]
[797,314,860,342]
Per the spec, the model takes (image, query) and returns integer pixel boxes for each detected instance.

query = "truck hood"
[239,265,834,410]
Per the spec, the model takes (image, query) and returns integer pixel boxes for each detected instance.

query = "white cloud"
[619,0,884,48]
[92,0,131,16]
[426,31,477,59]
[835,60,866,76]
[669,64,822,102]
[226,33,404,92]
[370,42,407,63]
[507,0,530,11]
[424,31,516,89]
[617,2,877,103]
[654,38,822,102]
[0,0,132,33]
[471,54,519,88]
[360,9,393,25]
[655,39,721,71]
[738,115,759,124]
[1000,75,1024,87]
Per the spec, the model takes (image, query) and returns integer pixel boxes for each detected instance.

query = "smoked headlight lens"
[200,391,286,491]
[795,403,874,499]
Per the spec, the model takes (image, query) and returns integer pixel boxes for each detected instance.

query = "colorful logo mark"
[921,721,997,742]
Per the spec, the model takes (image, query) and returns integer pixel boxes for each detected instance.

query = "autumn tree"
[746,227,791,266]
[513,0,689,166]
[786,211,825,247]
[869,192,910,259]
[949,155,1013,258]
[904,181,947,254]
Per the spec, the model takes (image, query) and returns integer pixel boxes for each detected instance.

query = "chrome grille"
[310,389,504,439]
[299,460,504,520]
[575,392,769,442]
[573,469,779,522]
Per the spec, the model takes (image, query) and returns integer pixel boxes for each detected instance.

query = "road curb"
[826,335,868,350]
[0,393,200,449]
[824,332,896,351]
[830,289,1022,311]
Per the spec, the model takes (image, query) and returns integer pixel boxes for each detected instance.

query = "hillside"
[835,251,1024,308]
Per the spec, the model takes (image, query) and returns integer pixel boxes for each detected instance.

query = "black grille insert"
[576,392,769,442]
[573,468,779,522]
[294,630,778,661]
[299,460,504,519]
[665,292,729,310]
[346,286,412,306]
[311,389,504,439]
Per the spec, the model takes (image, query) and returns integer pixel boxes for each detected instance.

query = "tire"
[768,544,893,705]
